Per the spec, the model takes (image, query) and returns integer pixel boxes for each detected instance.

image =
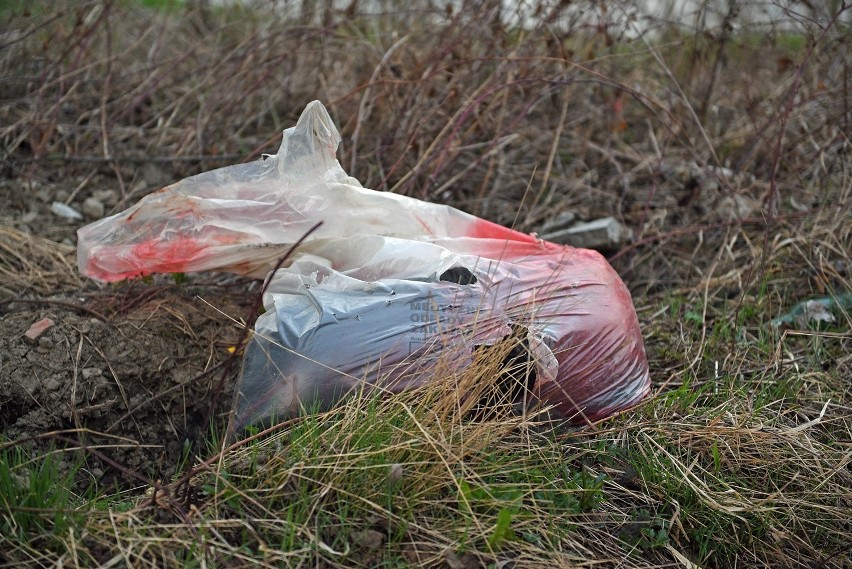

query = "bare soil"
[0,174,253,488]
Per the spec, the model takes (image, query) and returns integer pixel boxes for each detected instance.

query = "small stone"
[718,195,757,219]
[351,529,385,551]
[82,367,103,380]
[697,174,720,193]
[22,378,40,396]
[37,336,54,351]
[43,375,62,392]
[92,189,118,207]
[142,163,169,187]
[444,551,481,569]
[24,318,55,344]
[82,197,105,219]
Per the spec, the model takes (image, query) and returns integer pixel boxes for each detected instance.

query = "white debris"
[51,201,83,221]
[543,216,633,250]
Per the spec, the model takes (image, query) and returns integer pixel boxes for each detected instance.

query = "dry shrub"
[0,1,849,568]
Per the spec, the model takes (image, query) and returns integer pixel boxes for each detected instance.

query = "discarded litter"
[77,101,651,430]
[771,292,851,329]
[51,201,83,221]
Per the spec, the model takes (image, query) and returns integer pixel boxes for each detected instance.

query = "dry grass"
[0,0,850,567]
[0,226,80,296]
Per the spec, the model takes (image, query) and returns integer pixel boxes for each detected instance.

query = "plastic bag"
[77,101,531,282]
[77,101,650,429]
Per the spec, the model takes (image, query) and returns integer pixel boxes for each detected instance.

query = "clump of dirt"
[0,270,252,491]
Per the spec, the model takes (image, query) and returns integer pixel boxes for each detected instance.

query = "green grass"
[621,271,851,566]
[0,443,86,555]
[138,0,183,9]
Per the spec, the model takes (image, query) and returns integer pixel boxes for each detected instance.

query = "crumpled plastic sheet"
[77,101,651,430]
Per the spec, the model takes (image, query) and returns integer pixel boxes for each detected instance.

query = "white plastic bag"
[77,101,650,429]
[77,101,527,281]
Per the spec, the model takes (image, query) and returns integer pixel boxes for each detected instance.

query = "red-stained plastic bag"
[77,101,526,282]
[77,101,650,429]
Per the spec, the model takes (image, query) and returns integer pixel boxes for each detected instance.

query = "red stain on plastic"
[131,236,205,268]
[84,231,248,282]
[470,217,538,243]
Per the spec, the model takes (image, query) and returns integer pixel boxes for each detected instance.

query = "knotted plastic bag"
[77,101,650,429]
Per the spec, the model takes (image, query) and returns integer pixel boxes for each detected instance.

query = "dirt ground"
[0,170,256,490]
